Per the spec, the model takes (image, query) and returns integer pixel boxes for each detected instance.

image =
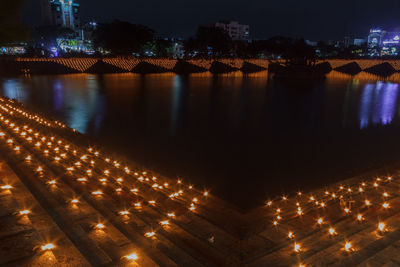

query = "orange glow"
[288,231,294,239]
[124,253,138,261]
[19,209,30,215]
[294,243,301,253]
[160,220,169,226]
[378,222,385,232]
[145,231,155,238]
[95,223,105,229]
[344,242,352,252]
[41,243,55,251]
[328,228,336,236]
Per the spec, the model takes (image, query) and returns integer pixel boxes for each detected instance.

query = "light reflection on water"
[359,82,399,129]
[2,73,400,208]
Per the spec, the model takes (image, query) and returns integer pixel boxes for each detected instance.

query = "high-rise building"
[41,0,81,30]
[214,21,249,41]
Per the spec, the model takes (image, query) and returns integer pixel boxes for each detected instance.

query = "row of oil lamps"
[0,99,212,264]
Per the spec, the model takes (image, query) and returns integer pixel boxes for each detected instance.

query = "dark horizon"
[22,0,400,41]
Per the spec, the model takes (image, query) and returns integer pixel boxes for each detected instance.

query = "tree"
[0,0,29,45]
[93,20,154,55]
[186,26,233,57]
[282,39,316,66]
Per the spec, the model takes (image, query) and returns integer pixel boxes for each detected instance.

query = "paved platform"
[1,97,400,266]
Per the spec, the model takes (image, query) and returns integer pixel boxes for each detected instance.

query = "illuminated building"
[367,28,400,56]
[214,21,250,41]
[41,0,81,30]
[368,29,383,48]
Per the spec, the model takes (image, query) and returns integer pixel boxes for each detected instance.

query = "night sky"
[23,0,400,41]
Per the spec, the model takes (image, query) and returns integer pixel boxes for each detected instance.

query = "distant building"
[367,28,400,56]
[214,21,249,41]
[367,29,384,48]
[305,40,318,46]
[344,36,366,47]
[41,0,81,30]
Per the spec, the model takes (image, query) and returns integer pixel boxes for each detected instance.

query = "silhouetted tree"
[185,26,233,58]
[0,0,29,45]
[93,20,154,55]
[282,39,316,66]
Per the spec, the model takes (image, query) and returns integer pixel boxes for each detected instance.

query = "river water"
[1,71,400,209]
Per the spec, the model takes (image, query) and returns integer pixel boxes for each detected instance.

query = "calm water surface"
[1,72,400,209]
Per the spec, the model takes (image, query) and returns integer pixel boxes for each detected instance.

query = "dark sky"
[23,0,400,41]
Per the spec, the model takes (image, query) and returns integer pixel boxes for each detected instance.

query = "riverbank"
[1,97,400,265]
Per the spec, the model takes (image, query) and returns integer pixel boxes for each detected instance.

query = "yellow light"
[71,199,79,204]
[148,200,156,205]
[297,208,303,216]
[378,222,385,232]
[294,243,301,253]
[41,243,55,251]
[383,192,389,197]
[328,227,336,235]
[92,190,103,195]
[344,242,352,252]
[276,208,281,213]
[160,220,169,226]
[203,191,209,196]
[47,180,56,185]
[167,212,175,218]
[382,202,390,209]
[344,208,351,213]
[288,231,294,239]
[119,210,129,215]
[77,178,87,182]
[357,214,363,221]
[1,185,12,190]
[95,223,105,229]
[317,218,324,225]
[365,199,371,206]
[19,210,30,215]
[145,231,155,238]
[273,220,278,226]
[124,253,138,261]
